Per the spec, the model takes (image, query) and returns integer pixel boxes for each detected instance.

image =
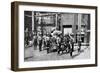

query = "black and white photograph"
[24,11,91,61]
[11,1,97,71]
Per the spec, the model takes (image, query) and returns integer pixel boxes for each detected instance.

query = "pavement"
[24,45,90,61]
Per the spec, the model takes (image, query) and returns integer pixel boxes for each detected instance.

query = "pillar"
[32,11,34,31]
[78,14,82,40]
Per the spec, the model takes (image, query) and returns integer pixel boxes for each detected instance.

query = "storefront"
[24,11,90,46]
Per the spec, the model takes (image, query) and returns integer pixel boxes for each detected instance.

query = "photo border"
[11,1,98,71]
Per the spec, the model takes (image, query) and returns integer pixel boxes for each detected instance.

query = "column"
[32,11,34,31]
[73,14,78,43]
[55,13,58,28]
[78,14,82,40]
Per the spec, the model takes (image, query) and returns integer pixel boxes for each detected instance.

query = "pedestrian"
[42,34,47,50]
[56,36,61,54]
[70,33,74,56]
[64,34,71,53]
[46,34,51,53]
[38,32,42,51]
[78,38,82,52]
[51,36,57,51]
[25,28,29,47]
[33,32,37,50]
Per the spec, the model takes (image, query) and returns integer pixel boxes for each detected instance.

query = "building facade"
[24,11,90,46]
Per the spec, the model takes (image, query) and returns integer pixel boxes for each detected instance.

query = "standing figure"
[46,34,51,53]
[56,36,61,54]
[42,34,47,50]
[51,36,57,51]
[70,34,74,56]
[78,38,82,52]
[38,32,42,51]
[25,28,29,47]
[33,32,37,50]
[64,34,71,53]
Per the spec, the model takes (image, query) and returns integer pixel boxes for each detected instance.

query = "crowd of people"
[25,29,82,57]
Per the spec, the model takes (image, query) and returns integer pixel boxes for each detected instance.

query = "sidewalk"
[24,45,90,61]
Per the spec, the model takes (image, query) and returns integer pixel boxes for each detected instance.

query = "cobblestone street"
[24,45,90,61]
